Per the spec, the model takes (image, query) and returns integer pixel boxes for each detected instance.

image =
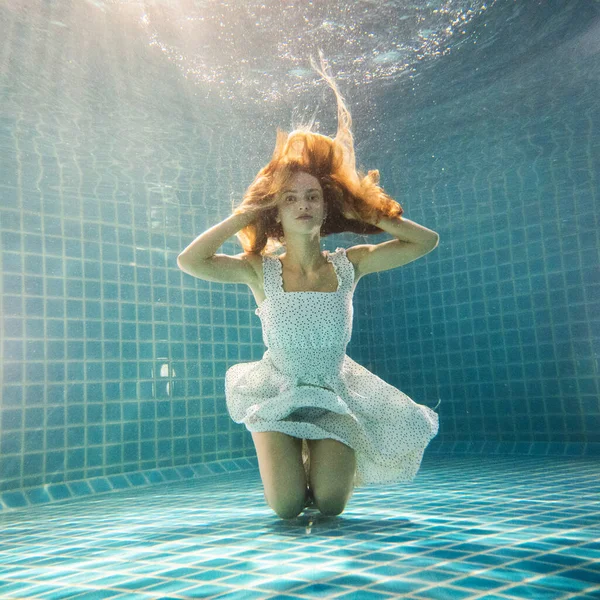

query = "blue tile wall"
[0,186,270,494]
[0,456,258,513]
[1,0,599,503]
[358,22,600,446]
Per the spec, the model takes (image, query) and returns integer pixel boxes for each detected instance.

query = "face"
[276,171,326,233]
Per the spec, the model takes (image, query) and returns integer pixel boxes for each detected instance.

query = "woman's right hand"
[236,206,262,225]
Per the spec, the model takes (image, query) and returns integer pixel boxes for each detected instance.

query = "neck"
[281,236,326,274]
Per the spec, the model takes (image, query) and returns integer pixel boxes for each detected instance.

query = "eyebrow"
[282,188,321,194]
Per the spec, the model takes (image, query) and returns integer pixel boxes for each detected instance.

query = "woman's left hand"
[340,203,362,221]
[342,206,380,226]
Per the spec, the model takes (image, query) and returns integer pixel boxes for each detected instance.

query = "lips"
[297,215,312,220]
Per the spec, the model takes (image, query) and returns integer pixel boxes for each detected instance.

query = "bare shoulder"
[344,245,367,283]
[344,246,365,268]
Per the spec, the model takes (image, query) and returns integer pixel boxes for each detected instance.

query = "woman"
[178,52,440,520]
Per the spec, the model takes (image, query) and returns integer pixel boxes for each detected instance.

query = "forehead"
[286,171,321,188]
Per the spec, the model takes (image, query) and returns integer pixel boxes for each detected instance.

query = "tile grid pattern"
[359,5,600,446]
[0,457,257,513]
[3,442,600,514]
[0,455,598,600]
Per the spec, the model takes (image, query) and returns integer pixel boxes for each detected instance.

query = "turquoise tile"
[173,584,232,598]
[440,575,503,592]
[502,584,569,599]
[325,574,377,587]
[185,569,231,581]
[370,579,427,594]
[410,587,474,599]
[531,573,592,593]
[1,491,27,509]
[293,582,351,597]
[336,590,394,599]
[210,590,268,599]
[257,578,308,592]
[47,484,71,501]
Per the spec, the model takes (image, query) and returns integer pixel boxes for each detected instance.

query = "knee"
[272,499,305,520]
[267,492,306,520]
[314,493,349,517]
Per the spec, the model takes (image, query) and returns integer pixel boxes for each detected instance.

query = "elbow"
[420,236,438,256]
[177,252,188,272]
[177,250,213,273]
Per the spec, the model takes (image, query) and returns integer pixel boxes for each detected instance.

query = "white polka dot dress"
[225,247,439,487]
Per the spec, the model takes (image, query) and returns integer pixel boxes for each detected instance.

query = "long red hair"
[232,51,403,255]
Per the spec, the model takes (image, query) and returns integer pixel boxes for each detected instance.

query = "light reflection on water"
[74,0,497,106]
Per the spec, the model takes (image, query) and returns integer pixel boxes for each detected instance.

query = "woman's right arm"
[177,212,258,284]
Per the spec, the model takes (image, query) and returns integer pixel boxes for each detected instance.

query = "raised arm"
[177,211,258,285]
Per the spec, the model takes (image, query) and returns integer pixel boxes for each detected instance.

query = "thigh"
[307,438,356,515]
[251,431,307,519]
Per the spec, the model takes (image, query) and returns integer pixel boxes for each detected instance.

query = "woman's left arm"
[345,213,440,278]
[370,215,439,246]
[340,203,439,246]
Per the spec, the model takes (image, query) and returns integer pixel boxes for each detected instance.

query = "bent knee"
[270,496,305,520]
[266,489,306,520]
[315,493,349,517]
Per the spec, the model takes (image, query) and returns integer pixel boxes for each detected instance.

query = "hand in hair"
[337,198,380,226]
[233,205,262,223]
[339,203,362,222]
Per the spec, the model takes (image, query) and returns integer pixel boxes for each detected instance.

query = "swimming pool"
[1,0,599,598]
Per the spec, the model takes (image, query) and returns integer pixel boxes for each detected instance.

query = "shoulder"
[334,246,363,284]
[336,246,362,269]
[242,252,275,283]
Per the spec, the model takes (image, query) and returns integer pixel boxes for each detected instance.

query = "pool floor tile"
[0,454,598,599]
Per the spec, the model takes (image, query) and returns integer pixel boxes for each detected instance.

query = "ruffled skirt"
[225,352,439,487]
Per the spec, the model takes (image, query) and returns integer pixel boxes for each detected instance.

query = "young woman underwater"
[178,52,440,520]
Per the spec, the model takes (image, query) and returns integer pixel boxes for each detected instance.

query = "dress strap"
[261,255,282,297]
[330,247,357,292]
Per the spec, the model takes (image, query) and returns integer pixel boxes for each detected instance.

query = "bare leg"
[306,438,356,516]
[251,431,307,520]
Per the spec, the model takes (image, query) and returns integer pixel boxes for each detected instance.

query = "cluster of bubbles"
[129,0,495,106]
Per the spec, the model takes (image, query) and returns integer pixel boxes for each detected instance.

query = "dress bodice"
[254,247,356,377]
